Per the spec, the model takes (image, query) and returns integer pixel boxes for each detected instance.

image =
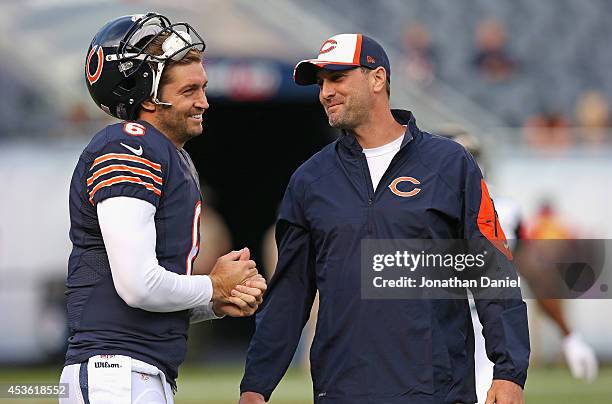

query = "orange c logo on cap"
[319,39,337,55]
[389,176,421,197]
[86,45,104,85]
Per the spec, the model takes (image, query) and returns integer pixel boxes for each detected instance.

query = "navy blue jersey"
[241,110,529,403]
[65,120,202,387]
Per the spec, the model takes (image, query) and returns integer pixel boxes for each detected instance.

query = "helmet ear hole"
[114,77,136,97]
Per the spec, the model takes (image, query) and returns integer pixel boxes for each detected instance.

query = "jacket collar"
[338,109,418,153]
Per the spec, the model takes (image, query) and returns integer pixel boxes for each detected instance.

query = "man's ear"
[140,98,156,113]
[371,67,387,94]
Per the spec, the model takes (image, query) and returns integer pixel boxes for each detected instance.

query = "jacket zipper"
[373,139,409,199]
[492,199,499,237]
[359,154,375,235]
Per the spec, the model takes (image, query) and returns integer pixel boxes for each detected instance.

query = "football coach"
[239,34,530,404]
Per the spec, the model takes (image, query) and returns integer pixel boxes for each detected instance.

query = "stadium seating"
[311,0,612,127]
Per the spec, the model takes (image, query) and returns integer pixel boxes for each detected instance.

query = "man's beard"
[329,116,351,129]
[158,109,202,145]
[327,101,366,130]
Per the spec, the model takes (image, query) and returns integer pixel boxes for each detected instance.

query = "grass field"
[0,365,610,403]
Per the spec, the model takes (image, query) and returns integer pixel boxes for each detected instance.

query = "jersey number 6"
[123,122,146,136]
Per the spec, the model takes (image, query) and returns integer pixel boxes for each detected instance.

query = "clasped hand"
[209,247,267,317]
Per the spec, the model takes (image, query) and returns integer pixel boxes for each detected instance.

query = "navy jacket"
[241,110,529,403]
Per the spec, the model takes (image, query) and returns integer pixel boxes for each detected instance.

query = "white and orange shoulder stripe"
[87,152,163,204]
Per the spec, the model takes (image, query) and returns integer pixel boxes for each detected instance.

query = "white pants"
[59,356,173,404]
[472,308,495,404]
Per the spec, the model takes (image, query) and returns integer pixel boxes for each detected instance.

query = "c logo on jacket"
[389,176,421,198]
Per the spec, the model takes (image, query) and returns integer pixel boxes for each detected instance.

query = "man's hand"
[213,274,267,317]
[485,379,524,404]
[209,248,258,303]
[238,392,265,403]
[239,249,267,310]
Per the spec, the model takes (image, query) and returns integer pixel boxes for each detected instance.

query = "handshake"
[208,247,267,317]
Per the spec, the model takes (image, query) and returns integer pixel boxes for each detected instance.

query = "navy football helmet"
[85,12,205,120]
[438,125,482,160]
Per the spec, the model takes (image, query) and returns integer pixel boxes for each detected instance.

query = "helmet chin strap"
[151,61,172,107]
[147,30,197,108]
[152,98,172,107]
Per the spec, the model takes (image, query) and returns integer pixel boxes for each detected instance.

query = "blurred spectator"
[522,111,572,151]
[192,204,233,275]
[66,102,90,124]
[520,200,599,382]
[399,23,436,86]
[472,17,518,82]
[192,187,233,276]
[527,200,572,240]
[0,63,50,136]
[261,224,277,279]
[523,200,573,287]
[575,90,610,145]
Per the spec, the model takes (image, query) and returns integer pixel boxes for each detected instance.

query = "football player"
[60,13,266,404]
[441,129,599,403]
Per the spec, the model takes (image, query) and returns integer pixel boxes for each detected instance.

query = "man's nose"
[195,89,209,110]
[320,80,335,99]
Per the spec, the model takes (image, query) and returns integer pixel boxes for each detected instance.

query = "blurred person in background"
[0,63,49,137]
[240,33,529,404]
[472,17,519,83]
[60,13,266,404]
[523,201,598,380]
[527,201,572,240]
[260,224,278,279]
[575,90,610,146]
[399,22,437,87]
[192,191,233,276]
[443,131,599,403]
[522,111,572,151]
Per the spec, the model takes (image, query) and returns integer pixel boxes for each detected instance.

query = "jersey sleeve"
[86,138,165,208]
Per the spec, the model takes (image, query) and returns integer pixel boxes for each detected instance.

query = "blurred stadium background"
[0,0,611,402]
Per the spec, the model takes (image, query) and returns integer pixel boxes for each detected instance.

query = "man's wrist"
[492,376,525,389]
[208,274,221,302]
[240,391,265,402]
[209,301,226,319]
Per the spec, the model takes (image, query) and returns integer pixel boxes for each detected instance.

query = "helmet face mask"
[85,12,205,120]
